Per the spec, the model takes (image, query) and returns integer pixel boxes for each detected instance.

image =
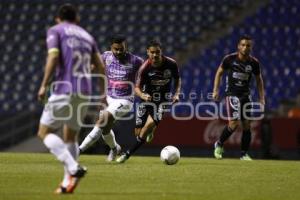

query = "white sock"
[66,142,79,159]
[43,134,78,175]
[62,166,70,188]
[102,130,117,149]
[79,126,102,152]
[62,142,79,187]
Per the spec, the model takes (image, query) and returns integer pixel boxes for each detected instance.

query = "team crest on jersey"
[245,65,252,72]
[137,104,146,117]
[106,55,113,66]
[163,69,171,78]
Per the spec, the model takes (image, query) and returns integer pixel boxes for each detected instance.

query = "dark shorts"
[224,95,253,121]
[135,102,165,128]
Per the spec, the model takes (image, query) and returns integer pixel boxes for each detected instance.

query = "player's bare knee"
[144,122,156,135]
[64,137,76,143]
[97,111,108,126]
[146,121,156,130]
[37,130,46,140]
[135,128,142,136]
[228,121,239,131]
[97,111,115,128]
[63,127,78,143]
[37,124,50,140]
[96,116,105,127]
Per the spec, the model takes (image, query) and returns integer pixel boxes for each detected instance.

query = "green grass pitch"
[0,153,299,200]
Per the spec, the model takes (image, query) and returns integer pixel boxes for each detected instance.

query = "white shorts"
[106,96,133,119]
[40,94,89,131]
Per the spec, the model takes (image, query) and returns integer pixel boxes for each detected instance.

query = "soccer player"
[37,4,105,194]
[212,35,265,160]
[79,35,144,161]
[116,40,181,163]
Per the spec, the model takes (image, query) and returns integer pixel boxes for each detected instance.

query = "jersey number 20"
[73,51,91,76]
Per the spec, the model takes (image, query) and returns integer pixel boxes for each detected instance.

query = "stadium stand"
[0,0,250,114]
[0,0,299,151]
[181,0,300,112]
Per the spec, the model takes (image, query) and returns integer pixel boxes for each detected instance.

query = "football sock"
[126,136,146,157]
[66,142,79,159]
[62,166,70,188]
[102,130,117,149]
[79,126,102,152]
[62,142,79,187]
[43,134,78,175]
[241,129,252,155]
[219,126,234,145]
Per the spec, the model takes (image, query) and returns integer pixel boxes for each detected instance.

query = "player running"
[37,4,105,194]
[79,35,144,161]
[116,40,181,163]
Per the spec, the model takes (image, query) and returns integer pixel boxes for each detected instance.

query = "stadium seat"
[182,0,300,111]
[0,0,251,113]
[1,0,298,114]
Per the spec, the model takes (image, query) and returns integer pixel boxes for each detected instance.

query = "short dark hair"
[147,39,162,49]
[238,35,252,43]
[57,4,78,22]
[110,34,127,45]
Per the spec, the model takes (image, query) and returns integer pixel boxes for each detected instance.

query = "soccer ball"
[160,145,180,165]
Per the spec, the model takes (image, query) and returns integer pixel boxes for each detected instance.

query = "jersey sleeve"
[46,28,60,54]
[135,56,144,70]
[135,61,148,88]
[219,55,231,70]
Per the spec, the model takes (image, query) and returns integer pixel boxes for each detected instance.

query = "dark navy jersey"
[135,56,180,103]
[220,52,261,96]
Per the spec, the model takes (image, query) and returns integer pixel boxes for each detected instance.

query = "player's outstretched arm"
[212,66,224,101]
